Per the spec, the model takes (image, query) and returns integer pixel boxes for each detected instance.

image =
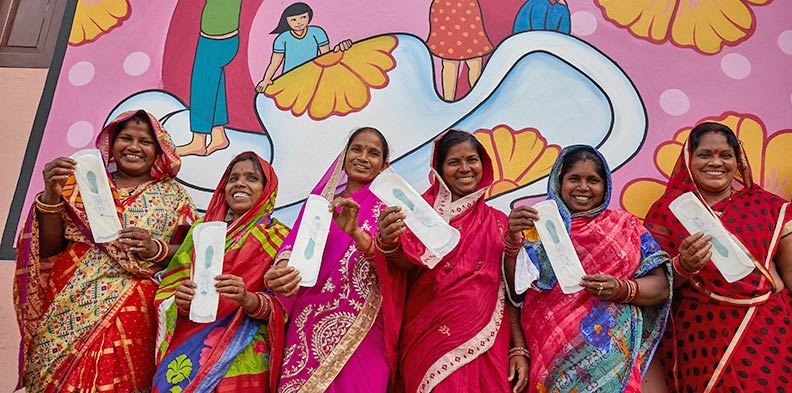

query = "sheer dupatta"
[154,152,289,393]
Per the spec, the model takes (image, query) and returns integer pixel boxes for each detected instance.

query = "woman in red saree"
[153,152,289,392]
[14,110,197,392]
[504,145,671,392]
[377,130,528,392]
[644,122,792,391]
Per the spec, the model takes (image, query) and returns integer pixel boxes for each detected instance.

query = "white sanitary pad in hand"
[290,195,333,287]
[532,200,586,294]
[669,192,754,282]
[370,168,460,267]
[190,222,227,323]
[71,149,123,243]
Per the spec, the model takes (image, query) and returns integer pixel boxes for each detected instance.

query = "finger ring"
[138,240,144,247]
[598,283,603,290]
[597,287,603,296]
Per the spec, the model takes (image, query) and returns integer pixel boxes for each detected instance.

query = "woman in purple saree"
[265,127,399,392]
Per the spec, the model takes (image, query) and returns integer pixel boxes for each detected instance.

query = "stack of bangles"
[503,233,526,258]
[509,346,530,359]
[355,233,376,260]
[141,238,169,263]
[375,233,401,255]
[610,279,641,303]
[246,292,272,320]
[35,194,64,215]
[672,255,701,278]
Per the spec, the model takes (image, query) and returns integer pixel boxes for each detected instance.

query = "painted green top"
[200,0,242,36]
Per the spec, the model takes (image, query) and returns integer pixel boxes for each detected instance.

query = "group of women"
[14,110,792,392]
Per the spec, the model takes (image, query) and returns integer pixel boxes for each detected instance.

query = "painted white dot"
[66,121,95,148]
[721,53,751,80]
[571,11,597,36]
[659,89,690,116]
[68,61,95,86]
[123,51,151,76]
[779,30,792,55]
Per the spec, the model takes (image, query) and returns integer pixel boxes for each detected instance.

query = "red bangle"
[246,292,272,320]
[356,233,375,259]
[503,232,526,249]
[375,233,401,254]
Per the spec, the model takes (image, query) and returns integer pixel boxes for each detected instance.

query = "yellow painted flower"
[595,0,770,54]
[621,112,792,220]
[69,0,130,46]
[474,125,561,199]
[264,35,398,121]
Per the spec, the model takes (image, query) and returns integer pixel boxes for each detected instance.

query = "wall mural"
[4,0,792,250]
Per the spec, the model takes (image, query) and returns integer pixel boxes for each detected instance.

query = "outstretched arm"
[256,52,285,92]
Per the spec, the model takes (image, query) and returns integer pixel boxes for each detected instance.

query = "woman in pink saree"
[264,127,399,392]
[376,130,528,392]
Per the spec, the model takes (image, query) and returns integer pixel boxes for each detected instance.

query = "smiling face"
[287,12,310,32]
[343,129,387,187]
[441,141,483,201]
[224,159,265,218]
[111,118,158,181]
[560,159,606,213]
[689,131,737,200]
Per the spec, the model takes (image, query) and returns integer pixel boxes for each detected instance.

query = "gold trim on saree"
[297,275,383,392]
[417,284,505,393]
[700,203,788,392]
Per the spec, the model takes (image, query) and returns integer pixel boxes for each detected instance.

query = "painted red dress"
[645,137,792,392]
[426,0,494,60]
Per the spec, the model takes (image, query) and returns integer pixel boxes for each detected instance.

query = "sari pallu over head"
[154,152,289,393]
[275,144,401,393]
[644,131,792,391]
[14,109,194,390]
[395,131,511,393]
[521,145,671,392]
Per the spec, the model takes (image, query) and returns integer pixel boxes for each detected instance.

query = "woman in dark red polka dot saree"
[645,122,792,392]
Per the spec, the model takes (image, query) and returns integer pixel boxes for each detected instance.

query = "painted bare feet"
[206,126,230,156]
[176,135,209,157]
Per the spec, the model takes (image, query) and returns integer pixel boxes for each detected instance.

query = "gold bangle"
[35,194,64,214]
[375,234,401,254]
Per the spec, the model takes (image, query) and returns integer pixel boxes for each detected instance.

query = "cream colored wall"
[0,67,49,392]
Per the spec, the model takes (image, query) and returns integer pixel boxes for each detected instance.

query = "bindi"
[713,148,719,155]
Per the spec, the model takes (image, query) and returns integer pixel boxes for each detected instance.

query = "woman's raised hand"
[174,279,197,311]
[264,260,301,297]
[330,197,362,237]
[507,206,538,241]
[215,274,258,311]
[678,232,712,273]
[41,157,76,203]
[377,206,406,245]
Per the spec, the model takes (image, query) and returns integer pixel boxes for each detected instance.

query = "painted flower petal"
[264,35,398,121]
[596,0,766,54]
[595,0,674,43]
[763,131,792,199]
[266,65,323,117]
[474,125,560,198]
[670,0,754,54]
[655,139,684,179]
[69,0,130,46]
[621,179,667,220]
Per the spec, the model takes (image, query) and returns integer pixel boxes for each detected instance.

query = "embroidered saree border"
[417,285,505,393]
[297,277,383,392]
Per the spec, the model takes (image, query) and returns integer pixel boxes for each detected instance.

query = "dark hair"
[559,147,607,184]
[226,153,267,187]
[434,129,484,172]
[113,112,159,152]
[271,2,313,34]
[344,127,390,162]
[688,122,740,154]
